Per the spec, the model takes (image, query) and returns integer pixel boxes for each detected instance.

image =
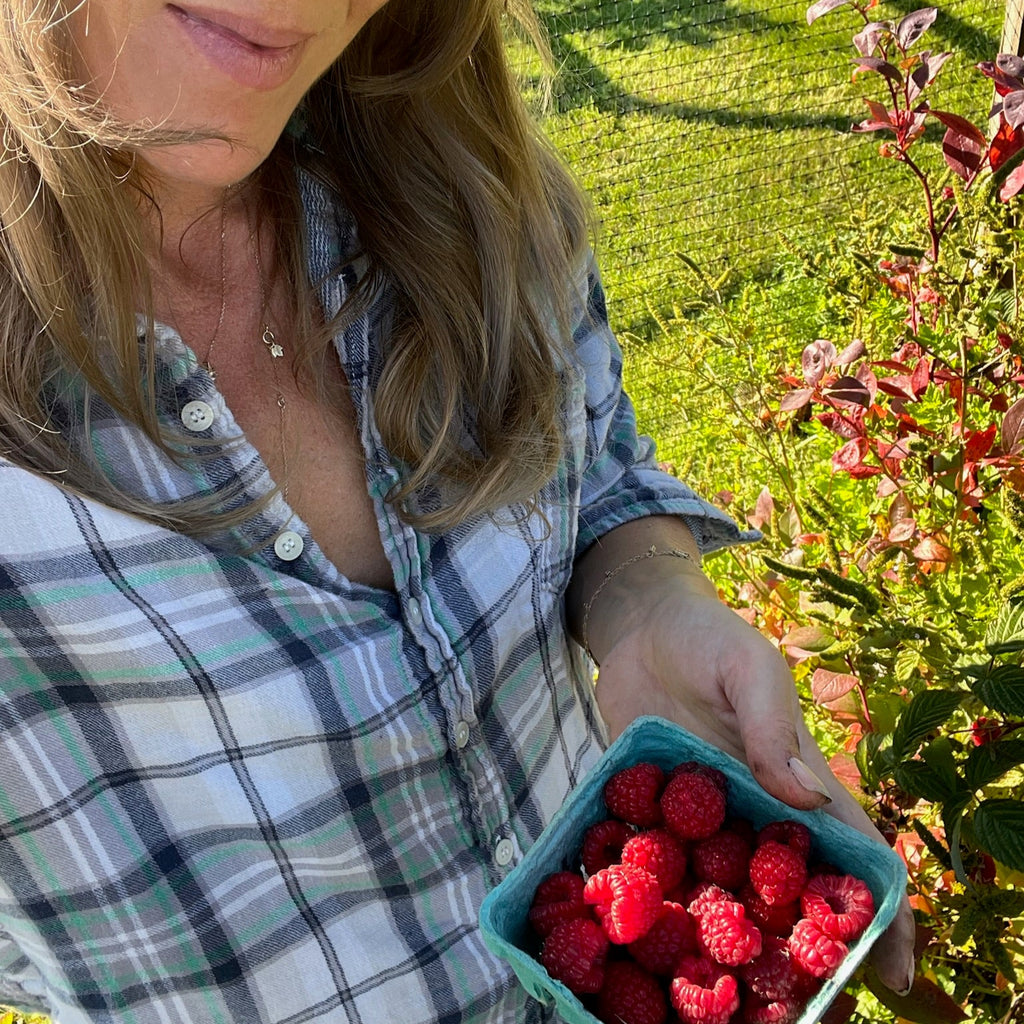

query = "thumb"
[734,666,833,811]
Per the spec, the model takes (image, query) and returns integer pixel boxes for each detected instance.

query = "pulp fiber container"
[479,715,907,1024]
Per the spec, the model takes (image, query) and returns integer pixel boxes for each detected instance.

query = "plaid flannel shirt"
[0,172,751,1024]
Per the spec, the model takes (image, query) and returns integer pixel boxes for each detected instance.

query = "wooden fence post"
[1003,0,1024,57]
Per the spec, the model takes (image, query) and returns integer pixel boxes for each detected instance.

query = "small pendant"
[201,361,217,382]
[262,325,284,359]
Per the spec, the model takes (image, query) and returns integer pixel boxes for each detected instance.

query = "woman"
[0,1,914,1021]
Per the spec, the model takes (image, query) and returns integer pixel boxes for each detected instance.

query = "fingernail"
[788,757,832,802]
[896,961,916,997]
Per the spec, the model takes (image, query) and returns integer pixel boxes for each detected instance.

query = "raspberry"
[582,819,635,875]
[743,997,801,1023]
[584,863,663,944]
[622,828,688,894]
[692,830,751,891]
[629,901,698,975]
[800,873,875,942]
[661,771,727,841]
[685,882,733,920]
[540,916,609,994]
[527,870,587,938]
[596,959,668,1024]
[695,898,762,966]
[788,917,848,978]
[671,760,729,798]
[741,937,804,1002]
[604,763,666,827]
[739,883,800,937]
[669,954,740,1024]
[756,820,812,861]
[749,840,808,907]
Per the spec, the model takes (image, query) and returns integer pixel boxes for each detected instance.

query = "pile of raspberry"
[527,760,875,1024]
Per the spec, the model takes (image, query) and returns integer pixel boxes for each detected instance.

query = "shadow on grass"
[529,24,853,132]
[536,0,787,52]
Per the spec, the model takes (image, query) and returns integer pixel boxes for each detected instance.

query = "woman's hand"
[568,516,917,996]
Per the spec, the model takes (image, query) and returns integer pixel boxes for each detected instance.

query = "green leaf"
[895,646,921,684]
[856,732,885,789]
[891,690,962,760]
[974,798,1024,872]
[985,600,1024,655]
[780,624,835,654]
[912,818,951,869]
[965,738,1024,792]
[970,664,1024,716]
[894,759,957,802]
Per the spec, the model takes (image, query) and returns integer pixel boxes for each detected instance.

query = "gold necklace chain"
[199,200,290,504]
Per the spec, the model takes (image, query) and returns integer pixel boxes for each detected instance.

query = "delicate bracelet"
[580,545,693,664]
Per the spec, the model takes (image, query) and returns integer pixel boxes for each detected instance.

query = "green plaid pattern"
[0,173,751,1024]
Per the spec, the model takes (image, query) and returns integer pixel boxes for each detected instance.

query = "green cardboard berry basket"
[479,715,907,1024]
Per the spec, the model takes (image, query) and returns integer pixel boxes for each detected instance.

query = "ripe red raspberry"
[692,830,751,891]
[749,840,808,907]
[685,882,732,920]
[622,828,688,894]
[695,899,762,966]
[661,771,727,840]
[527,870,587,938]
[629,901,698,975]
[669,954,740,1024]
[739,883,800,937]
[582,819,635,875]
[788,917,848,978]
[756,820,812,861]
[670,760,729,798]
[800,873,875,942]
[596,959,668,1024]
[743,997,801,1023]
[604,763,666,827]
[540,916,609,994]
[584,863,663,944]
[741,937,804,1002]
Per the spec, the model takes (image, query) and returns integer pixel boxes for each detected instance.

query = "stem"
[900,151,941,263]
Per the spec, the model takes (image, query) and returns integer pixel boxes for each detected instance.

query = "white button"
[273,530,304,561]
[406,597,423,627]
[454,721,470,749]
[494,838,515,867]
[181,400,215,432]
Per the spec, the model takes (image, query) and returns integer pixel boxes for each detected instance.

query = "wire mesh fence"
[521,0,1006,467]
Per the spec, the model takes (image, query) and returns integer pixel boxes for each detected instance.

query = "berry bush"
[651,3,1024,1020]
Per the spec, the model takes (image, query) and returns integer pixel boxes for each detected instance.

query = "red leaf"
[964,423,997,462]
[852,57,903,85]
[815,411,865,440]
[806,0,852,24]
[876,375,917,400]
[911,356,931,396]
[989,119,1024,173]
[941,124,984,181]
[913,535,953,573]
[802,339,837,386]
[811,668,859,704]
[832,436,871,473]
[929,109,987,146]
[1001,397,1024,453]
[780,388,814,412]
[837,338,867,365]
[748,485,775,530]
[998,160,1024,201]
[781,625,835,656]
[888,517,917,542]
[824,374,872,407]
[828,752,863,793]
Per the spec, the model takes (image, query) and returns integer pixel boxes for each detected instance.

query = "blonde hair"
[0,0,590,534]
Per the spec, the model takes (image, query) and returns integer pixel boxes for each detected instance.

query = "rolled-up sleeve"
[571,257,761,558]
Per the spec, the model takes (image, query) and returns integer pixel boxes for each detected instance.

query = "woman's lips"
[167,4,310,91]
